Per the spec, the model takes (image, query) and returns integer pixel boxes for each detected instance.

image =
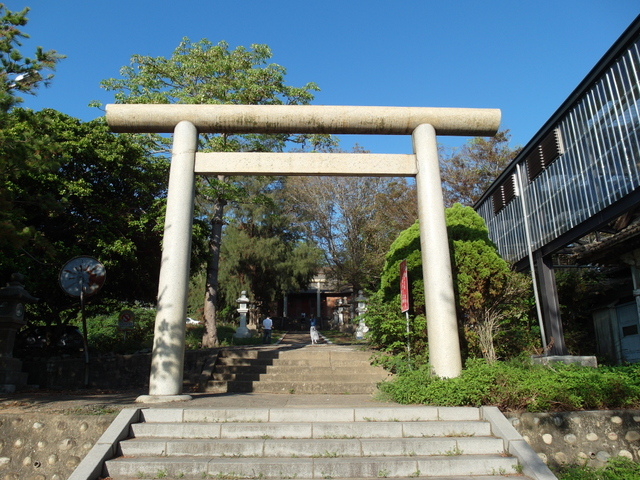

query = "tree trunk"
[201,197,225,348]
[476,311,499,363]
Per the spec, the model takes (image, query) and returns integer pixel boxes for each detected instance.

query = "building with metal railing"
[475,15,640,361]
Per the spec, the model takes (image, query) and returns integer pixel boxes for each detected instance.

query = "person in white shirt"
[262,315,273,344]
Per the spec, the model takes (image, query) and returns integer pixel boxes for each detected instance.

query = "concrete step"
[210,372,261,382]
[206,377,386,392]
[130,477,525,480]
[119,436,505,457]
[264,359,379,367]
[277,347,372,358]
[214,364,269,374]
[251,381,382,394]
[141,405,481,423]
[130,420,493,439]
[204,380,254,393]
[259,371,387,381]
[218,347,282,357]
[215,358,274,367]
[105,454,520,478]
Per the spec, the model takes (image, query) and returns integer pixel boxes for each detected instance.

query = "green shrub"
[77,306,208,354]
[185,324,205,349]
[78,306,156,354]
[378,358,640,412]
[365,293,427,356]
[371,204,537,363]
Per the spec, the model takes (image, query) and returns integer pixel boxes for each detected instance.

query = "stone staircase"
[98,405,555,480]
[202,344,390,394]
[202,346,280,393]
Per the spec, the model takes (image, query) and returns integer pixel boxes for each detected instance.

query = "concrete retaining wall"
[507,410,640,470]
[0,412,116,480]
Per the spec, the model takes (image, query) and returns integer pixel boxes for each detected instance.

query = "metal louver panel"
[526,148,544,181]
[539,128,564,166]
[526,128,565,181]
[492,187,505,214]
[503,174,517,204]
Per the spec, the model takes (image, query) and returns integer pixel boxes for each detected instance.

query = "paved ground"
[0,331,397,414]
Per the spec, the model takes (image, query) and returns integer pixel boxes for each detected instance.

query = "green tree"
[0,4,63,112]
[0,3,64,258]
[440,130,521,207]
[0,109,170,323]
[285,174,417,292]
[218,176,322,317]
[100,38,325,347]
[371,204,535,362]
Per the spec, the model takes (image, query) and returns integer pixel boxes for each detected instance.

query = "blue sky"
[16,0,640,154]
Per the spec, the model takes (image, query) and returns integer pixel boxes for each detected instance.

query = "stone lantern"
[355,290,369,340]
[233,291,251,339]
[355,290,368,317]
[0,273,38,392]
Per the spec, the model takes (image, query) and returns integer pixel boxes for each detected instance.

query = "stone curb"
[67,407,141,480]
[481,406,558,480]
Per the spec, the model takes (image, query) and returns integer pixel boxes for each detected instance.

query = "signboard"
[400,259,410,313]
[118,309,135,330]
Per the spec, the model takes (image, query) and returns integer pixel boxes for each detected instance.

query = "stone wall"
[20,348,217,390]
[0,349,218,480]
[507,410,640,470]
[0,412,116,480]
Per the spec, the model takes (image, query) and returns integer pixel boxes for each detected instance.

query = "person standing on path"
[309,316,320,344]
[263,314,273,344]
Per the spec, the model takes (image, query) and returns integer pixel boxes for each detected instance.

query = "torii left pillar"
[136,120,197,403]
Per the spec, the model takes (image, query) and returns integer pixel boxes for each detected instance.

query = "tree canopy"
[99,38,328,345]
[0,109,169,322]
[218,177,322,314]
[0,5,63,113]
[439,130,520,207]
[285,174,417,292]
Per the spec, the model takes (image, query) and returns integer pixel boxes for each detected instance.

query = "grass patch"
[61,404,122,415]
[555,456,640,479]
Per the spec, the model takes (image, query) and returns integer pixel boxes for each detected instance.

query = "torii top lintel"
[106,104,501,137]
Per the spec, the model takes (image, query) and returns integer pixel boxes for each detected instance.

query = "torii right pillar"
[413,124,462,378]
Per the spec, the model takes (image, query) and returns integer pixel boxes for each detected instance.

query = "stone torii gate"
[106,104,501,402]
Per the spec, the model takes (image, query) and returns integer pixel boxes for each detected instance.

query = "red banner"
[400,259,409,313]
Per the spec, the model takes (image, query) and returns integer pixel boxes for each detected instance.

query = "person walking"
[262,314,273,344]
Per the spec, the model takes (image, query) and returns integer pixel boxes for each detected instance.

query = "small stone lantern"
[0,273,38,392]
[233,291,251,339]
